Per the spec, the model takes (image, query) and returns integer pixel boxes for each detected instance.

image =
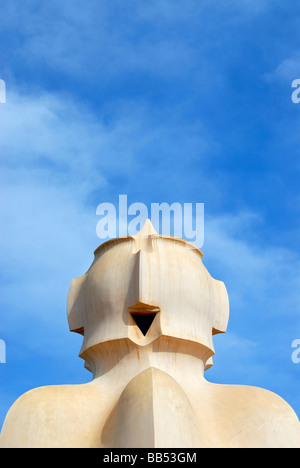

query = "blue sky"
[0,0,300,430]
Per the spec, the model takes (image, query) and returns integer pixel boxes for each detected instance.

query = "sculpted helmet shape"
[2,219,300,448]
[67,219,229,369]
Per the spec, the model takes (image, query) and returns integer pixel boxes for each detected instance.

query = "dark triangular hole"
[131,313,156,336]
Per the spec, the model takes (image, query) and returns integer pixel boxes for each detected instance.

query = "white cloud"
[202,212,300,394]
[264,50,300,83]
[204,212,300,318]
[0,90,141,186]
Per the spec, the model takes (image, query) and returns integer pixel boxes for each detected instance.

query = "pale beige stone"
[1,220,299,448]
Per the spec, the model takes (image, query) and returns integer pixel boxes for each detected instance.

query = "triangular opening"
[131,313,157,336]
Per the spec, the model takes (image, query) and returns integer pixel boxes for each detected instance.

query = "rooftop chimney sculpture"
[1,220,299,448]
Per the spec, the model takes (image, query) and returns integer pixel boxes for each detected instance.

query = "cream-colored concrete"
[1,220,299,448]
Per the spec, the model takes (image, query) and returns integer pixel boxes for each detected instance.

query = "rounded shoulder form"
[0,383,100,448]
[209,382,300,448]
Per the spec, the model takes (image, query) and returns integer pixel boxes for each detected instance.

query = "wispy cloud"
[204,211,300,402]
[264,50,300,83]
